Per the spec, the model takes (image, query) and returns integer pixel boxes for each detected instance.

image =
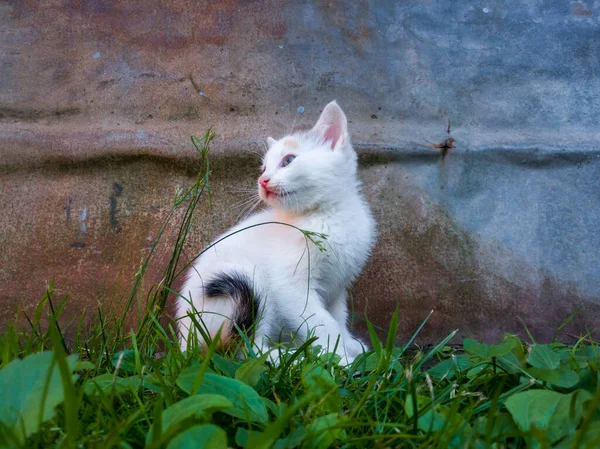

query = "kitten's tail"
[178,270,262,350]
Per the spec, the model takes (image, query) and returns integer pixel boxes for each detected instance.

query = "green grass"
[1,130,599,449]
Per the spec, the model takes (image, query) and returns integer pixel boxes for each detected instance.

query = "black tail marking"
[204,271,260,337]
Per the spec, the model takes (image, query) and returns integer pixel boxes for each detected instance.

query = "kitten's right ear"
[312,100,348,151]
[267,137,277,148]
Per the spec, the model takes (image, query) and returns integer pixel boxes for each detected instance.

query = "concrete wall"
[1,0,599,343]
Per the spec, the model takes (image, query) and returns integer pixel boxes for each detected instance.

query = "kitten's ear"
[312,100,348,150]
[267,137,277,148]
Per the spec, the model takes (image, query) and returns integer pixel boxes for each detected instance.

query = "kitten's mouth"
[260,186,293,199]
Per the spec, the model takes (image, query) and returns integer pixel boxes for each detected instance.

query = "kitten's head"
[258,101,358,213]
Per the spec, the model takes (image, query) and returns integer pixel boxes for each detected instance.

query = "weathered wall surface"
[1,0,599,343]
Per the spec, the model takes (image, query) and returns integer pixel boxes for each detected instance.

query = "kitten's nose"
[259,177,270,188]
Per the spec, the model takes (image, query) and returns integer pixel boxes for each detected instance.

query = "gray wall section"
[414,148,600,299]
[1,0,599,342]
[284,1,600,133]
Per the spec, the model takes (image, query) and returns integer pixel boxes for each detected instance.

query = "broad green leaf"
[464,338,517,359]
[177,371,268,423]
[301,366,337,392]
[245,394,315,449]
[304,413,346,449]
[211,353,240,378]
[505,389,591,444]
[558,344,599,371]
[405,394,429,418]
[405,395,448,433]
[236,426,307,449]
[262,397,280,418]
[561,355,591,371]
[506,334,527,366]
[474,413,519,438]
[273,426,307,449]
[497,352,525,375]
[0,352,78,444]
[142,375,165,393]
[235,358,267,388]
[389,359,403,374]
[301,365,340,413]
[442,409,472,448]
[235,428,262,447]
[418,408,448,433]
[165,424,227,449]
[146,394,232,443]
[428,354,474,380]
[75,361,95,371]
[351,351,379,374]
[577,345,599,360]
[111,350,136,375]
[528,345,560,369]
[579,365,600,394]
[319,352,343,365]
[84,374,142,395]
[528,367,579,388]
[175,365,216,396]
[552,425,600,449]
[466,364,488,380]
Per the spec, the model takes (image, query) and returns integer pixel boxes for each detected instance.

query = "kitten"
[176,101,376,364]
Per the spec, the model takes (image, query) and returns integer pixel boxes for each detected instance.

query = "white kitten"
[175,101,376,364]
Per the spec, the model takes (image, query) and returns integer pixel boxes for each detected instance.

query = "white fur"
[176,101,376,364]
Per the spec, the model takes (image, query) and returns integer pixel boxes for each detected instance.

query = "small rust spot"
[427,119,455,162]
[429,138,456,160]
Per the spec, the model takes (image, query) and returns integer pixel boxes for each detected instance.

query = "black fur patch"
[204,271,260,336]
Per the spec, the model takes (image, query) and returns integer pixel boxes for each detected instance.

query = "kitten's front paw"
[340,352,356,366]
[344,338,367,359]
[264,348,281,367]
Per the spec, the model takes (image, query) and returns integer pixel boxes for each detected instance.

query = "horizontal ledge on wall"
[1,120,599,172]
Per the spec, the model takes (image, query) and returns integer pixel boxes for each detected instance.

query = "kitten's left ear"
[312,100,348,151]
[267,137,277,148]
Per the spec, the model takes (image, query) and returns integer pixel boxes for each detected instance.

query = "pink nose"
[259,177,270,188]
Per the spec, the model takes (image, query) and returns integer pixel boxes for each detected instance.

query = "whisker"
[293,189,300,212]
[236,197,262,222]
[228,194,258,205]
[253,140,267,152]
[280,185,297,212]
[243,147,265,159]
[289,110,300,134]
[224,195,258,207]
[225,195,260,214]
[224,187,258,193]
[230,192,259,204]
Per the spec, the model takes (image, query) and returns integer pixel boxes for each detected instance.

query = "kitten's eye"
[261,165,266,174]
[279,154,296,167]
